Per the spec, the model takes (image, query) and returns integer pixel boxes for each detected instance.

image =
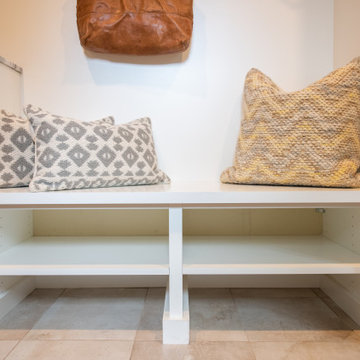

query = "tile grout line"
[248,341,260,360]
[20,288,67,342]
[3,340,20,360]
[130,287,150,357]
[135,287,150,333]
[18,338,143,343]
[312,288,360,330]
[228,288,252,343]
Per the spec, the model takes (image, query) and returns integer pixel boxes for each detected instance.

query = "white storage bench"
[1,181,360,344]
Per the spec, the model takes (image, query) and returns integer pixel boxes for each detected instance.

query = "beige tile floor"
[0,287,359,360]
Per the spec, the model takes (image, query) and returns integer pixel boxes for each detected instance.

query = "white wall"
[0,61,22,116]
[334,0,360,67]
[0,0,334,182]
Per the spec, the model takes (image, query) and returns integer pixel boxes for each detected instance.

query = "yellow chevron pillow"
[221,58,360,188]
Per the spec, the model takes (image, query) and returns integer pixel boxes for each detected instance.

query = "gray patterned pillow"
[29,114,170,192]
[0,110,34,188]
[24,104,115,133]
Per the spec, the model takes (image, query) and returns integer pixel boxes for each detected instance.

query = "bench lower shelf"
[0,235,359,276]
[183,235,360,275]
[0,236,169,276]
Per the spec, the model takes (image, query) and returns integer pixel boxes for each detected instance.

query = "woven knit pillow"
[0,110,34,187]
[221,58,360,188]
[29,113,170,192]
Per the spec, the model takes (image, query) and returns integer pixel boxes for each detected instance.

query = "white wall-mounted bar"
[0,56,22,74]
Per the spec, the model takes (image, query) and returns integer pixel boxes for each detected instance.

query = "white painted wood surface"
[163,277,189,344]
[0,236,168,276]
[321,208,360,327]
[169,208,183,319]
[183,236,360,274]
[1,182,360,207]
[33,274,320,289]
[1,234,360,277]
[0,210,32,253]
[0,277,35,320]
[0,210,32,300]
[1,205,360,344]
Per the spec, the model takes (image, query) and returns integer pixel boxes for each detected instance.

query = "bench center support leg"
[163,207,189,344]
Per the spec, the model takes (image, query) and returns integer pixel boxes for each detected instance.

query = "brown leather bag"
[77,0,193,55]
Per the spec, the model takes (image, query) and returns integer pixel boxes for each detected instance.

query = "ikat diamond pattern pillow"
[24,104,115,132]
[221,57,360,188]
[0,110,34,188]
[29,113,170,192]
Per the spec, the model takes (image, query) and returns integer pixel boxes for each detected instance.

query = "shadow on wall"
[219,92,243,175]
[84,47,190,65]
[61,0,207,93]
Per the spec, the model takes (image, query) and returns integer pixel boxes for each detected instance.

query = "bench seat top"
[0,181,359,208]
